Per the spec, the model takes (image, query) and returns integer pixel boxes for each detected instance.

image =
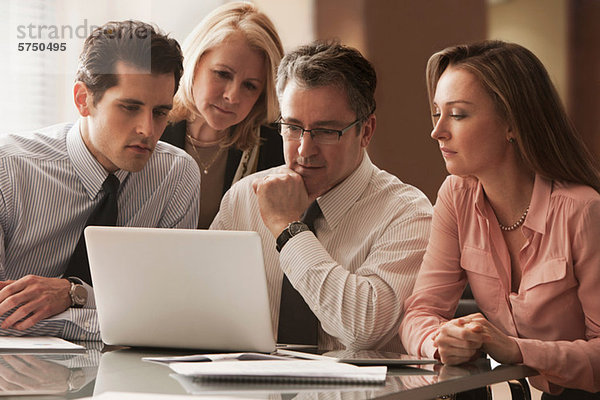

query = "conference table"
[0,343,537,399]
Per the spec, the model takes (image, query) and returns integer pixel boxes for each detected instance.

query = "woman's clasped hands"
[433,313,523,366]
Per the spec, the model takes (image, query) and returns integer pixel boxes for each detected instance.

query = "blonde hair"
[426,40,600,193]
[169,1,283,150]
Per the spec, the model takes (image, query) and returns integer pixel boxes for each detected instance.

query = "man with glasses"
[211,41,432,351]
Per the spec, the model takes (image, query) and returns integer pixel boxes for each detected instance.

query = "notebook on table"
[84,226,276,353]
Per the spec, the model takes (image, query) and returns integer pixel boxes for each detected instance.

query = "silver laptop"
[84,226,276,353]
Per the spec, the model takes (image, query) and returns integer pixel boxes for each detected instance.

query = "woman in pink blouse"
[400,40,600,399]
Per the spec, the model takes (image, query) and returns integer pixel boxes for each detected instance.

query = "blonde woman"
[162,2,284,228]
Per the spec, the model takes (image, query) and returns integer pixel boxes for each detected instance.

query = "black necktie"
[277,200,321,346]
[63,174,120,285]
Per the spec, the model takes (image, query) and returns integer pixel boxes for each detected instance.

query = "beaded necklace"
[499,206,529,231]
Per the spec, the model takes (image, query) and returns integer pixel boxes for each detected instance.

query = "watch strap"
[276,221,309,252]
[66,277,84,285]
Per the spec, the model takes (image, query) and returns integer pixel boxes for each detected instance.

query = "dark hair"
[426,40,600,193]
[277,40,376,122]
[76,20,183,104]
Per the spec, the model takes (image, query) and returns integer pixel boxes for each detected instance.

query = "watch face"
[289,222,309,235]
[72,285,88,305]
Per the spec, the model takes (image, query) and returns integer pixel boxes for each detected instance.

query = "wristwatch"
[276,221,310,252]
[67,278,88,308]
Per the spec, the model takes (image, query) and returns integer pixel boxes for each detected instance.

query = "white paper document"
[0,336,85,353]
[167,359,387,384]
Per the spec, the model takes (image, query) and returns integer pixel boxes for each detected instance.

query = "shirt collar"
[66,119,129,200]
[473,178,487,218]
[317,152,374,230]
[472,173,551,235]
[524,174,552,234]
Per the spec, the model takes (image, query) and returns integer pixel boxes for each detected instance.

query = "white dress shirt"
[211,153,432,350]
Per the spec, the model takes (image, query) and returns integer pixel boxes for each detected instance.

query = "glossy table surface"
[0,343,537,399]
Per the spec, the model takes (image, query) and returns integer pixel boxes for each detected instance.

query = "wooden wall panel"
[568,0,600,158]
[316,0,486,202]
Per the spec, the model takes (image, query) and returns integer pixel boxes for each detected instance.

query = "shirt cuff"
[278,230,325,279]
[421,330,439,359]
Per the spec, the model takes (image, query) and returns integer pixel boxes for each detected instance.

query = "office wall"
[486,0,599,160]
[253,0,314,51]
[488,0,568,105]
[316,0,487,202]
[568,0,600,157]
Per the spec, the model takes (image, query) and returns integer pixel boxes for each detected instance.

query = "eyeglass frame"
[273,116,366,144]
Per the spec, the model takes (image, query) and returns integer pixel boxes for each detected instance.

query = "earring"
[508,137,516,144]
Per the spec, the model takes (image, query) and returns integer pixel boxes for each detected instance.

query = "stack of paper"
[144,353,386,384]
[170,360,386,383]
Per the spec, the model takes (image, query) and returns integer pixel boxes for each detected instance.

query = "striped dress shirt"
[211,153,432,351]
[0,121,201,341]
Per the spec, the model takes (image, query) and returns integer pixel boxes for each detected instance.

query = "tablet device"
[276,348,438,366]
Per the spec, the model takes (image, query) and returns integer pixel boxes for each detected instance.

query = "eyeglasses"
[274,118,363,145]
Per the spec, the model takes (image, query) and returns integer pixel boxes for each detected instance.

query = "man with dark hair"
[75,20,184,105]
[0,20,200,340]
[212,41,432,351]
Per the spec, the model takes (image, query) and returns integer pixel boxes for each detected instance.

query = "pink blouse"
[400,174,600,394]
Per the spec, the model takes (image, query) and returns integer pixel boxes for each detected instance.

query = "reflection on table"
[93,349,536,400]
[0,341,537,400]
[0,343,100,397]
